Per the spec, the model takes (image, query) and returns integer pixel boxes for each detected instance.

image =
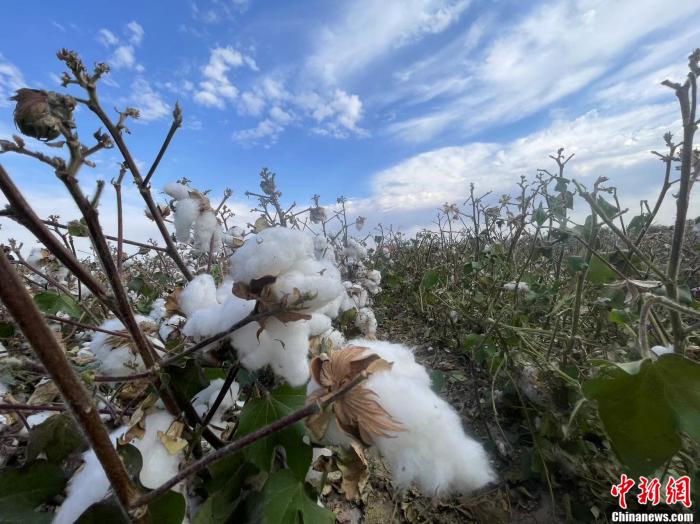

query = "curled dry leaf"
[157,420,188,455]
[165,287,183,316]
[307,346,403,447]
[337,441,369,501]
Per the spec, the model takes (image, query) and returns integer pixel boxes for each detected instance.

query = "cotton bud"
[11,88,75,141]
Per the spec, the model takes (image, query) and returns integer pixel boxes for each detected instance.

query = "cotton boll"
[216,279,235,303]
[174,197,200,242]
[179,274,219,316]
[230,318,311,386]
[194,210,221,253]
[230,227,315,283]
[355,308,377,337]
[349,338,430,387]
[160,315,186,341]
[53,427,127,524]
[321,328,346,350]
[191,378,240,428]
[182,295,255,339]
[343,239,367,263]
[163,182,191,200]
[89,316,155,375]
[366,370,496,496]
[149,298,167,322]
[307,313,332,337]
[272,270,346,312]
[503,282,529,293]
[131,410,183,489]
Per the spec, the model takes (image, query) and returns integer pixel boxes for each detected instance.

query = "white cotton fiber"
[366,369,496,496]
[230,318,310,386]
[182,295,255,339]
[307,313,332,337]
[89,316,157,376]
[230,227,315,283]
[191,378,240,429]
[148,298,167,322]
[194,210,221,253]
[174,197,200,242]
[355,307,377,337]
[131,410,184,489]
[53,427,127,524]
[163,182,191,200]
[309,340,496,497]
[349,338,430,386]
[179,274,219,316]
[160,315,185,341]
[216,279,235,303]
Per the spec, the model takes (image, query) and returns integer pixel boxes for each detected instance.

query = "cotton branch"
[57,49,193,281]
[0,248,137,518]
[132,370,369,508]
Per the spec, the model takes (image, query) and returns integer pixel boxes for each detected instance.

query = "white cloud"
[307,0,471,84]
[194,46,257,109]
[233,118,285,145]
[361,102,680,213]
[112,46,137,69]
[130,79,170,121]
[239,91,266,116]
[0,54,24,107]
[126,21,145,45]
[383,0,700,143]
[98,28,119,47]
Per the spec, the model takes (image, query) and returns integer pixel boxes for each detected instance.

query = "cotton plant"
[88,316,164,375]
[306,339,496,497]
[164,182,222,253]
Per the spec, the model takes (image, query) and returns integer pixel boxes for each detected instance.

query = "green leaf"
[586,256,617,284]
[0,322,15,339]
[261,470,334,524]
[195,456,255,524]
[33,291,82,319]
[608,309,633,325]
[0,460,66,523]
[655,355,700,443]
[532,204,547,226]
[116,442,143,482]
[147,491,186,524]
[67,219,88,237]
[596,196,618,218]
[566,256,587,274]
[75,501,127,523]
[27,412,87,463]
[77,491,185,524]
[583,360,681,475]
[235,384,311,480]
[420,269,440,290]
[164,359,209,401]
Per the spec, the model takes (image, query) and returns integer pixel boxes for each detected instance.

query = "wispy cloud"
[0,54,24,107]
[382,0,700,143]
[306,0,471,84]
[193,46,257,108]
[129,79,170,122]
[97,20,146,71]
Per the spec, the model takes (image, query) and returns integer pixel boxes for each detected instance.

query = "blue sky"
[1,0,699,247]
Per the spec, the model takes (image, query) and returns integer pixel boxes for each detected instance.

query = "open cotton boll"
[307,313,332,337]
[53,427,127,524]
[174,197,200,242]
[179,274,219,316]
[182,295,255,339]
[272,270,346,312]
[366,369,496,496]
[230,318,311,386]
[148,298,167,322]
[89,316,158,375]
[194,210,221,253]
[163,182,191,200]
[216,279,235,303]
[160,314,186,341]
[503,281,530,293]
[230,227,315,283]
[349,338,430,386]
[343,239,367,263]
[191,378,240,428]
[131,410,184,489]
[355,307,377,337]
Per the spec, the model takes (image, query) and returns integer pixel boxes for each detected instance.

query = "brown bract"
[307,346,403,446]
[11,88,75,141]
